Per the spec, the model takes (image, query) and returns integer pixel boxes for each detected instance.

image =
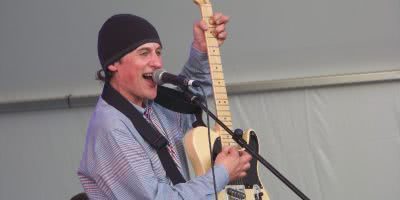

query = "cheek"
[121,67,141,81]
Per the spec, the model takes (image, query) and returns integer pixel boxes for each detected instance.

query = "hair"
[96,69,107,82]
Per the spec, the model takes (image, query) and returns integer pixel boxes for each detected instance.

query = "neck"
[109,81,145,108]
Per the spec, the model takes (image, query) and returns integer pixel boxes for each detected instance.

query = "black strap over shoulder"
[155,86,200,114]
[155,86,205,127]
[101,83,186,185]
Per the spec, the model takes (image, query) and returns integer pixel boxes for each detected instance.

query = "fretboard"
[199,3,236,147]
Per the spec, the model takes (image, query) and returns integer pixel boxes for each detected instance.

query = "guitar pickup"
[226,188,246,199]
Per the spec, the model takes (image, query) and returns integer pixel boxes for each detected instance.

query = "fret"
[208,47,220,55]
[212,72,224,79]
[221,137,234,142]
[209,56,222,65]
[218,122,232,127]
[220,136,234,141]
[216,105,230,111]
[213,86,227,93]
[217,110,231,117]
[218,129,232,135]
[200,5,212,16]
[214,92,227,97]
[220,134,231,139]
[213,79,225,87]
[220,121,232,126]
[219,116,231,122]
[222,140,238,146]
[206,39,219,47]
[210,64,222,72]
[221,142,230,146]
[229,142,239,147]
[214,93,228,100]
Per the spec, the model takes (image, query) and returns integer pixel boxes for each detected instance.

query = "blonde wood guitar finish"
[184,0,270,199]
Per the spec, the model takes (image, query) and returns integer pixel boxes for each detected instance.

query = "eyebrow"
[136,46,162,52]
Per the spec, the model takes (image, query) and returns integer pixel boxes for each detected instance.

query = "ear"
[107,63,118,72]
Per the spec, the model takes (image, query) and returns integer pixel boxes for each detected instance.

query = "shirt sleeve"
[89,126,229,200]
[179,47,213,97]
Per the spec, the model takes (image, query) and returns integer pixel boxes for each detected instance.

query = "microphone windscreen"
[152,69,166,85]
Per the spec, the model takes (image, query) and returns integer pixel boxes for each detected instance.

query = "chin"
[147,91,158,100]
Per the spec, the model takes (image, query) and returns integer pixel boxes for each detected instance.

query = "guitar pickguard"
[184,121,270,199]
[212,131,262,188]
[211,131,266,200]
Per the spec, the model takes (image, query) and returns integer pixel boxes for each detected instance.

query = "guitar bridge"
[253,184,264,200]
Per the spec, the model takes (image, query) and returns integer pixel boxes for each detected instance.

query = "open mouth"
[142,72,153,80]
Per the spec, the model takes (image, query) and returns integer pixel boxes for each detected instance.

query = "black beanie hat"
[97,14,162,71]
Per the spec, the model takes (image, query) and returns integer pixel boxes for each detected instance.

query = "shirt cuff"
[187,47,209,73]
[211,164,230,192]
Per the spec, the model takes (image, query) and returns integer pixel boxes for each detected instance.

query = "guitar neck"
[198,3,236,147]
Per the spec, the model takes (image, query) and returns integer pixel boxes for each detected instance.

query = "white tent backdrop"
[0,81,399,199]
[0,0,399,199]
[0,0,399,101]
[228,81,400,200]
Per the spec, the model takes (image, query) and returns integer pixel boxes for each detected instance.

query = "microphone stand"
[184,90,311,200]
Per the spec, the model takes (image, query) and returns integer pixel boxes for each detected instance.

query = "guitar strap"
[101,83,191,185]
[154,86,205,127]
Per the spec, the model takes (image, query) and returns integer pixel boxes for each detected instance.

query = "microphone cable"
[198,85,219,200]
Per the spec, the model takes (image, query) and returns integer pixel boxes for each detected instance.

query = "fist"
[215,146,252,181]
[192,12,230,52]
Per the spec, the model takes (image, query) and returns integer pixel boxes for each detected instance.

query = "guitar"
[183,0,270,199]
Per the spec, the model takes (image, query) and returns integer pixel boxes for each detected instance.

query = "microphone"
[152,69,201,87]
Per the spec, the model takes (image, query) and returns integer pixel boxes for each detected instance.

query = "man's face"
[108,42,162,106]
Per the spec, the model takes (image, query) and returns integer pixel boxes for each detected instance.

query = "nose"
[150,52,162,69]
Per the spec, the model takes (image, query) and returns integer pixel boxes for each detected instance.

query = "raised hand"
[192,12,230,52]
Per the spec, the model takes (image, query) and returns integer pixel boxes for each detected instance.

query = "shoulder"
[87,98,133,138]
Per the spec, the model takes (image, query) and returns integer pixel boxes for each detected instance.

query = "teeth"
[143,73,153,80]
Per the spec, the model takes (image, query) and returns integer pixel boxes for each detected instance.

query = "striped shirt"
[78,47,229,200]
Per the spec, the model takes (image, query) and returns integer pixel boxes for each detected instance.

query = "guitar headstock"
[193,0,210,6]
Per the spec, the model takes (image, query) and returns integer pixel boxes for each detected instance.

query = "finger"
[197,20,208,31]
[217,31,227,40]
[215,24,226,35]
[243,154,252,163]
[239,155,252,166]
[242,162,251,171]
[238,149,246,156]
[229,148,241,158]
[218,15,230,25]
[227,146,238,153]
[239,171,247,178]
[240,151,252,159]
[217,36,227,46]
[213,13,230,25]
[215,15,230,25]
[211,12,223,24]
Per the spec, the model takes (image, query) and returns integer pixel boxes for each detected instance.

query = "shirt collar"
[130,100,154,114]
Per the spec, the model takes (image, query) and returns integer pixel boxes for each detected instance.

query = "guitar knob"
[234,129,243,137]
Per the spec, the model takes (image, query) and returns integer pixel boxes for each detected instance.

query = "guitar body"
[184,127,270,200]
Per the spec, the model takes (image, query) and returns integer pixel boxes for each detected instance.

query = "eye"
[139,50,149,56]
[156,49,162,56]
